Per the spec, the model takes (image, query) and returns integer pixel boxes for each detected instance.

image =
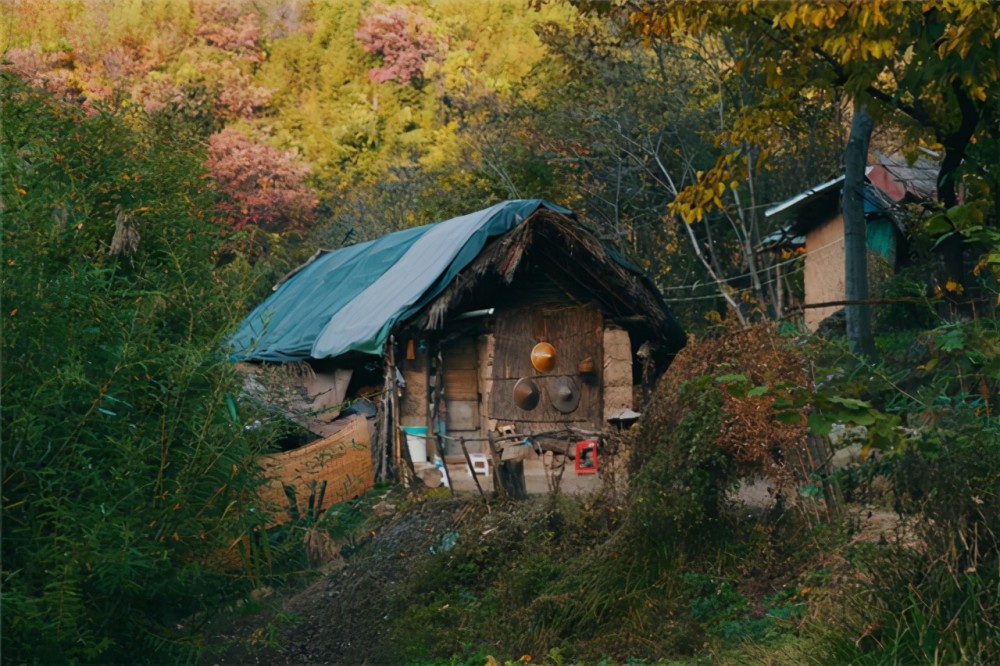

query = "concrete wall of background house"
[804,215,846,331]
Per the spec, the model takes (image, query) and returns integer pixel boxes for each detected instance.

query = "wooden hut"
[231,200,685,499]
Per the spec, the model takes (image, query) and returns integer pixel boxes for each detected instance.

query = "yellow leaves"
[936,22,979,59]
[823,34,849,60]
[945,279,965,295]
[918,357,940,372]
[871,0,889,26]
[837,37,893,63]
[866,39,896,60]
[773,8,797,30]
[670,153,745,223]
[775,2,847,32]
[15,187,27,195]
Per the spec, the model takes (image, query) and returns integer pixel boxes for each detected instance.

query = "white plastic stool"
[468,452,490,476]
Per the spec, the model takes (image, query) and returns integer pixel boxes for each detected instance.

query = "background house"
[764,152,938,331]
[231,199,686,498]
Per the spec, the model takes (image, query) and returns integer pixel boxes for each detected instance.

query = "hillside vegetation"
[208,323,999,665]
[2,1,998,664]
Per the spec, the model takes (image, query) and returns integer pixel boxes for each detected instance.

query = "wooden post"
[378,380,391,481]
[388,337,413,485]
[488,431,504,499]
[499,460,527,499]
[807,434,843,520]
[775,260,784,319]
[437,434,455,495]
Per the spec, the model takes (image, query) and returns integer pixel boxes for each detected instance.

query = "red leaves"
[206,129,317,232]
[355,5,439,85]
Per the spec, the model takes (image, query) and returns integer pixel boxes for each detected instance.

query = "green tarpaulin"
[230,199,571,362]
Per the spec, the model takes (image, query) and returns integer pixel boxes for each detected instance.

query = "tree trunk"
[935,81,980,312]
[843,100,877,360]
[498,460,527,499]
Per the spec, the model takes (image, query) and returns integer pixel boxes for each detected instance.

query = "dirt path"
[210,497,480,665]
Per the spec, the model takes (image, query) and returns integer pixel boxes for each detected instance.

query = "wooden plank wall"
[477,334,497,454]
[488,304,603,431]
[399,350,429,428]
[440,337,481,457]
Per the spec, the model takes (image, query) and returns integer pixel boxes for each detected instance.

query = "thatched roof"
[410,208,686,365]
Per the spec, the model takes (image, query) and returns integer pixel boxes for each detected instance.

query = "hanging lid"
[530,342,557,372]
[513,378,540,410]
[548,376,581,413]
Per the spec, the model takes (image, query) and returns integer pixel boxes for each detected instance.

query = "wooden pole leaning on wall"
[438,433,455,496]
[388,336,415,485]
[377,369,392,481]
[459,436,490,512]
[487,431,504,499]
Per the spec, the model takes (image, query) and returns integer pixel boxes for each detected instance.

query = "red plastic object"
[574,439,598,475]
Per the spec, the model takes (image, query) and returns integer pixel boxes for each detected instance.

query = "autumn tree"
[612,0,999,323]
[522,10,845,324]
[354,4,439,85]
[206,127,317,232]
[844,100,877,358]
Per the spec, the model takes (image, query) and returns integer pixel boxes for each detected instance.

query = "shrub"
[831,414,1000,665]
[633,321,810,492]
[1,76,273,664]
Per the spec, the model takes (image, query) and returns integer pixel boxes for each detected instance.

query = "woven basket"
[257,414,374,526]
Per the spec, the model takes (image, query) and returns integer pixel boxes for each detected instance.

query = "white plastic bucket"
[401,426,428,463]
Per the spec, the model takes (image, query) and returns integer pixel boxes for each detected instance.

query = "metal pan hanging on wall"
[530,342,557,373]
[513,377,540,411]
[547,376,581,413]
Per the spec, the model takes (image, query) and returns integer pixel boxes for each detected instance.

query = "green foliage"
[630,378,736,552]
[822,415,1000,664]
[683,574,803,646]
[0,76,274,664]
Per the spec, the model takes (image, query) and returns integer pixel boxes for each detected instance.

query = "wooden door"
[442,337,480,454]
[488,304,603,431]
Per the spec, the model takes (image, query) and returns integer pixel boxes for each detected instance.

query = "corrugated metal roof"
[765,176,845,219]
